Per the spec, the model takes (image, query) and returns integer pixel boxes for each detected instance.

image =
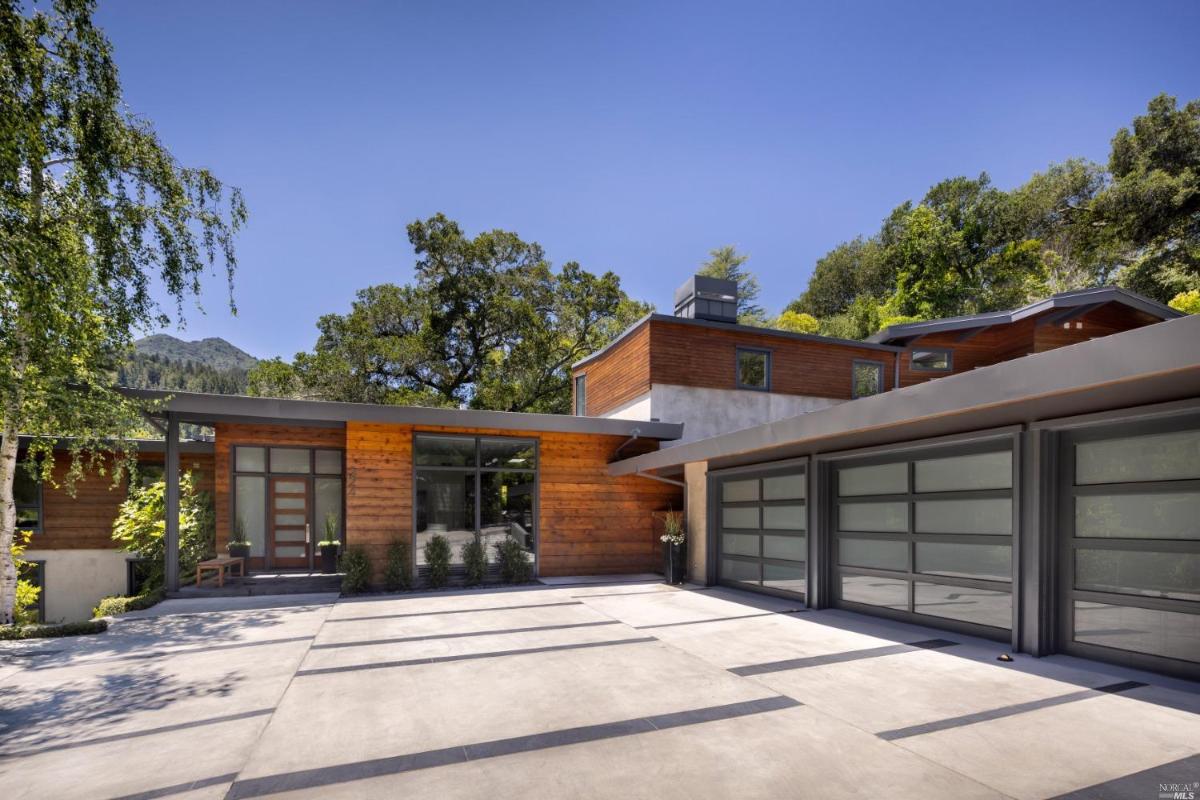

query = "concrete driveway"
[2,581,1198,800]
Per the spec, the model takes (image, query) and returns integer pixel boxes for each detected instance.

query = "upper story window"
[14,465,42,534]
[736,347,771,391]
[911,348,952,372]
[574,375,586,416]
[852,360,884,399]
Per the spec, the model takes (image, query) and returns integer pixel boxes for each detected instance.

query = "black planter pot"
[320,544,340,574]
[662,541,687,585]
[228,543,250,560]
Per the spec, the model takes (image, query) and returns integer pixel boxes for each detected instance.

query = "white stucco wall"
[646,384,843,445]
[23,549,130,623]
[599,391,654,421]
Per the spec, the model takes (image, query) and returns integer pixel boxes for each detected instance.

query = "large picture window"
[415,434,537,574]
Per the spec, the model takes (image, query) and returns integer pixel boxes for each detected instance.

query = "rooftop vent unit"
[673,275,738,323]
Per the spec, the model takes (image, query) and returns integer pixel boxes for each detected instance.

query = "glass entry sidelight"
[270,477,311,568]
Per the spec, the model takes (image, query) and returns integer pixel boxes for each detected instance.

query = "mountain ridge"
[134,334,258,372]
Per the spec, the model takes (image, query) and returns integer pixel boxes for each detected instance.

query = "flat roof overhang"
[610,313,1200,476]
[116,388,684,441]
[17,435,215,455]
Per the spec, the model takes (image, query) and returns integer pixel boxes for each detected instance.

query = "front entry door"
[270,477,311,569]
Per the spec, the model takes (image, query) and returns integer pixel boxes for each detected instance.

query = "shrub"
[93,589,165,618]
[0,619,108,640]
[111,471,215,591]
[382,538,413,591]
[11,529,41,626]
[339,547,371,595]
[495,538,533,584]
[424,534,452,588]
[461,533,487,586]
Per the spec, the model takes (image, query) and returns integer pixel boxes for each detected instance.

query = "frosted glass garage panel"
[916,542,1011,582]
[916,498,1012,535]
[722,533,759,557]
[723,506,759,530]
[1075,493,1200,540]
[235,446,266,473]
[763,563,806,595]
[721,558,760,583]
[841,575,907,610]
[722,479,759,502]
[915,451,1012,493]
[839,536,907,571]
[1075,429,1200,485]
[762,473,805,500]
[763,505,806,530]
[915,583,1011,630]
[270,448,310,474]
[839,502,907,532]
[838,463,907,497]
[1074,602,1200,663]
[1075,549,1200,602]
[763,534,807,561]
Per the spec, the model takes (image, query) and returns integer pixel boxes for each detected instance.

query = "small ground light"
[997,654,1014,662]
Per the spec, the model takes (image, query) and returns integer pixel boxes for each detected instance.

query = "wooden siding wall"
[648,320,897,399]
[213,423,346,546]
[898,303,1164,388]
[344,422,680,580]
[34,451,214,550]
[572,323,652,416]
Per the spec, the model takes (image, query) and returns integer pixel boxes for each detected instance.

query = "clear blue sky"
[95,0,1200,360]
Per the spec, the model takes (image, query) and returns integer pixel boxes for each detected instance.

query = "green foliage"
[786,93,1199,337]
[772,310,820,334]
[93,590,164,618]
[1169,289,1200,314]
[0,0,245,623]
[110,473,215,591]
[247,358,305,398]
[698,246,766,324]
[318,512,340,547]
[0,619,108,640]
[461,533,488,586]
[659,508,685,546]
[339,547,371,594]
[382,538,413,591]
[118,352,248,395]
[287,215,649,414]
[10,528,39,625]
[495,538,533,584]
[424,533,452,588]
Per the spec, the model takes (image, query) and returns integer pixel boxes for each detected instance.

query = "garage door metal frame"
[827,437,1020,645]
[709,458,811,603]
[1055,413,1200,681]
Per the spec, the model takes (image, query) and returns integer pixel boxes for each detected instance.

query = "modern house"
[572,278,1180,443]
[10,281,1199,682]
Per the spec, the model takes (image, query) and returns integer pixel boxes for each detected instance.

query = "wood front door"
[269,477,311,569]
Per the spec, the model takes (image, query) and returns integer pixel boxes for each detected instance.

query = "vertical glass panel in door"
[234,476,266,556]
[314,478,343,544]
[416,471,475,566]
[480,471,535,556]
[315,450,342,475]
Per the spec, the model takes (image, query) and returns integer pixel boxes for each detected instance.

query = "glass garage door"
[832,442,1015,639]
[1059,419,1200,679]
[716,466,808,600]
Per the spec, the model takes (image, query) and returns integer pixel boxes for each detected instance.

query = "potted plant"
[227,516,251,560]
[318,512,341,574]
[659,507,686,585]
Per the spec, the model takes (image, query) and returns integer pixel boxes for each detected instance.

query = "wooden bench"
[196,556,245,588]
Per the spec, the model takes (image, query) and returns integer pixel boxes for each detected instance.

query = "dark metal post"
[165,413,180,592]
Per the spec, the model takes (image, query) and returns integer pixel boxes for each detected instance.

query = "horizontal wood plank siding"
[1033,303,1162,352]
[572,323,651,416]
[343,422,679,580]
[648,319,896,399]
[35,451,214,550]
